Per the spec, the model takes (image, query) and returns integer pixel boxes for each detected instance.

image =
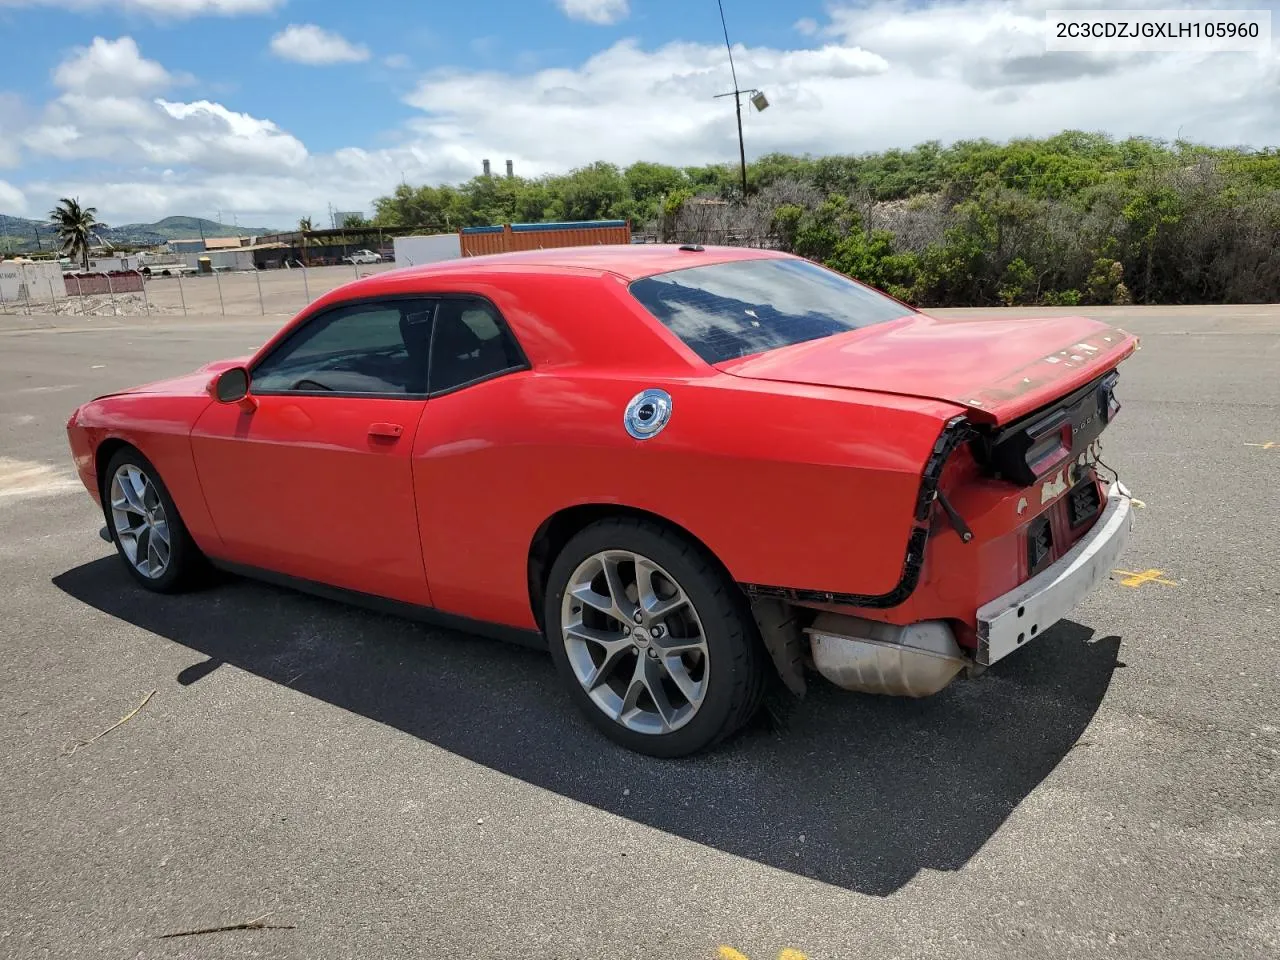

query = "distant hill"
[110,216,275,243]
[1,212,276,253]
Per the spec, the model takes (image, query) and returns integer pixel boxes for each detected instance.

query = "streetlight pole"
[714,0,768,199]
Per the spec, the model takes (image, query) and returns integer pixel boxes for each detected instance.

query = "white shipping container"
[84,255,141,273]
[393,234,461,267]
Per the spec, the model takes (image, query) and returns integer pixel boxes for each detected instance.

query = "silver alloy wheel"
[561,549,709,735]
[108,463,171,579]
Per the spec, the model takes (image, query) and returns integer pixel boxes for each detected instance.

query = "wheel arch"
[94,437,141,500]
[527,503,740,635]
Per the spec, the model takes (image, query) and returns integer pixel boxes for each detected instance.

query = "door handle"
[368,422,404,439]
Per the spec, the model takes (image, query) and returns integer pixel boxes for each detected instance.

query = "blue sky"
[0,0,1277,227]
[3,1,825,157]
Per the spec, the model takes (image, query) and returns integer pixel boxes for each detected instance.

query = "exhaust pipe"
[804,612,968,697]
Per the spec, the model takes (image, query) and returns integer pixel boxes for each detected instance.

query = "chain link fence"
[0,262,398,318]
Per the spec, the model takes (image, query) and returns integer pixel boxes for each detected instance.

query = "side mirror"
[213,366,253,407]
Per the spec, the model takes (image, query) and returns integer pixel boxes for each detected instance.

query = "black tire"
[544,517,767,758]
[102,447,207,593]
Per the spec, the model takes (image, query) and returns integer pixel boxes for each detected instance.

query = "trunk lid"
[715,311,1139,425]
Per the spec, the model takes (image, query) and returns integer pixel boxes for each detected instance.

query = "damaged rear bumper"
[799,480,1134,698]
[975,480,1134,666]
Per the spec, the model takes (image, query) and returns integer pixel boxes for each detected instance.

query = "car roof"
[381,243,789,283]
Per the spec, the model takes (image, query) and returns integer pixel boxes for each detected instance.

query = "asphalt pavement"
[0,304,1276,960]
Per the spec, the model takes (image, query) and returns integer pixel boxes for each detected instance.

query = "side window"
[251,300,435,396]
[428,297,526,394]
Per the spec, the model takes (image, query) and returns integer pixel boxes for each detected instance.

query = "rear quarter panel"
[413,368,958,630]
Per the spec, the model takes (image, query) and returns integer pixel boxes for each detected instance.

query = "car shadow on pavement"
[54,557,1122,898]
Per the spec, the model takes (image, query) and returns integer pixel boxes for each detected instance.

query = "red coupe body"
[67,244,1138,711]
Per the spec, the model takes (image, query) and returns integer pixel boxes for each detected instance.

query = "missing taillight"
[969,370,1123,487]
[1026,428,1071,477]
[1100,371,1121,423]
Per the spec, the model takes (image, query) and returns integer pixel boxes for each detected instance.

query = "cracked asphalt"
[0,301,1276,959]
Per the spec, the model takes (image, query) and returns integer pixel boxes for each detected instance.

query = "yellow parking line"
[1245,441,1277,449]
[1112,568,1178,588]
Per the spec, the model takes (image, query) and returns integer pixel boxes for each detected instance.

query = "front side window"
[428,297,526,394]
[628,257,914,365]
[251,300,435,396]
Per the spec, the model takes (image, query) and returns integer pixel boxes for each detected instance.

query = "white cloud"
[383,53,411,70]
[57,93,165,130]
[794,17,819,36]
[24,91,308,175]
[269,24,370,65]
[0,0,282,15]
[25,35,306,178]
[0,179,26,214]
[53,36,173,96]
[150,100,309,168]
[557,0,629,25]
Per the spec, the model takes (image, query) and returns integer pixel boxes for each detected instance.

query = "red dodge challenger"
[66,245,1138,756]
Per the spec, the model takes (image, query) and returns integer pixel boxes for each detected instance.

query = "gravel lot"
[0,296,1277,960]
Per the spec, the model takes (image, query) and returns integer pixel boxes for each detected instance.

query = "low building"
[204,236,252,251]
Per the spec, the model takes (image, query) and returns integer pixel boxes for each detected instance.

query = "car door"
[410,295,535,625]
[190,296,437,606]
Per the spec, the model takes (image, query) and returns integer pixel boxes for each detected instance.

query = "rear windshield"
[628,257,913,364]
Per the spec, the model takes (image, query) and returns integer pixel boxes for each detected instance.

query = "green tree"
[48,197,99,271]
[998,257,1035,306]
[624,162,688,221]
[372,183,467,229]
[548,162,634,222]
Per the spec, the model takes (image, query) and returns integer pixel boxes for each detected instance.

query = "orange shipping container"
[460,220,631,257]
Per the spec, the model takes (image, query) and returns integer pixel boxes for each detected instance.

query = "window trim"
[246,291,531,401]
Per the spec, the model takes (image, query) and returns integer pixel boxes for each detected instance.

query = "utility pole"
[713,0,768,199]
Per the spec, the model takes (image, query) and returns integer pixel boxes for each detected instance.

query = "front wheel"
[544,518,767,757]
[103,447,207,593]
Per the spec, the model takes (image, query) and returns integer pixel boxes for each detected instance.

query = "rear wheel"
[103,447,206,593]
[544,518,766,757]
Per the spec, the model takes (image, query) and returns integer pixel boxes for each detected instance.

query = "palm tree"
[49,198,99,271]
[297,216,313,265]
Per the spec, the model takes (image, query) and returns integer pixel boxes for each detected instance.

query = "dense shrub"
[373,132,1280,306]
